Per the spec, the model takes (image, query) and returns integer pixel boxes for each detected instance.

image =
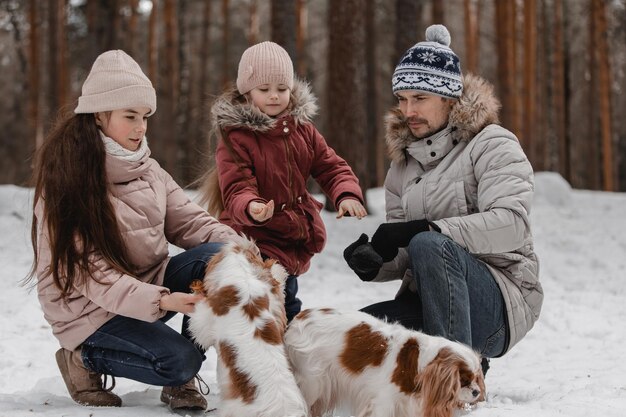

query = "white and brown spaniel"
[188,238,308,417]
[284,308,485,417]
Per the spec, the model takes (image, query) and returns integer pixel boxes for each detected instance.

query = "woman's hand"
[336,198,368,219]
[248,200,275,222]
[160,292,204,315]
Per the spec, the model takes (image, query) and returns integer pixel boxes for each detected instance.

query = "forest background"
[1,0,625,203]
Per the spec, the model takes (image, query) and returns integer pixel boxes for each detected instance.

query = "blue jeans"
[284,275,302,322]
[361,232,507,358]
[80,242,223,386]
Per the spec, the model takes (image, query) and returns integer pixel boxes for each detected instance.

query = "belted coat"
[212,79,364,275]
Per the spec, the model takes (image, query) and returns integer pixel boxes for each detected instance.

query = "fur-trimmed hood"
[385,73,501,163]
[211,78,318,133]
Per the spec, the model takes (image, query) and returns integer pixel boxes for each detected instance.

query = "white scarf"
[100,131,149,162]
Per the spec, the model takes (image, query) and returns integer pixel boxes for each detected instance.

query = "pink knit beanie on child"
[75,50,157,115]
[236,41,294,95]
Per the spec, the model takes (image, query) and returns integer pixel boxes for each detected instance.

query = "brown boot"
[160,376,208,410]
[55,348,122,407]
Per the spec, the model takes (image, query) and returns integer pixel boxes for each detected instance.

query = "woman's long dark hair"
[26,112,133,297]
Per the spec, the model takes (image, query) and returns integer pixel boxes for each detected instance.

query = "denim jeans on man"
[80,242,223,386]
[361,231,507,358]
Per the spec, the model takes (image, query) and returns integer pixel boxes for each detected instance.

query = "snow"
[1,171,625,416]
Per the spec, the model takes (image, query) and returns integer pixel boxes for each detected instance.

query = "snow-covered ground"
[0,171,625,416]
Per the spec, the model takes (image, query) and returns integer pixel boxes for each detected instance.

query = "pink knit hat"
[75,50,157,115]
[236,41,294,94]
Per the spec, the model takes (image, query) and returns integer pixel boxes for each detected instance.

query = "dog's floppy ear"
[417,348,462,417]
[190,279,206,296]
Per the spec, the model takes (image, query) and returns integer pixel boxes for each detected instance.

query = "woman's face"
[96,107,151,151]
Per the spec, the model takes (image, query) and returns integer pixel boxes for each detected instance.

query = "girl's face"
[248,83,290,117]
[96,107,151,151]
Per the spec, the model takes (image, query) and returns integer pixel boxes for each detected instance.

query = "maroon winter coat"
[212,79,364,275]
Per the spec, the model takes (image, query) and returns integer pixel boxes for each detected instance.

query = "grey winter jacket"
[373,74,542,355]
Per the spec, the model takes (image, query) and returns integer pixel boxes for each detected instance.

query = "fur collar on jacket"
[211,78,318,133]
[385,73,501,163]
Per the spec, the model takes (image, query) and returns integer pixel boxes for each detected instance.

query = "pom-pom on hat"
[75,50,156,115]
[236,41,294,94]
[392,24,463,99]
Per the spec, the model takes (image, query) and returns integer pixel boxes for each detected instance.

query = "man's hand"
[343,233,383,281]
[371,219,431,262]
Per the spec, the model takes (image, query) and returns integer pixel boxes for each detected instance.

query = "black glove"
[371,219,432,262]
[343,233,383,282]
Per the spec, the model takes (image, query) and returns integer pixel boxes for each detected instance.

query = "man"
[343,25,543,372]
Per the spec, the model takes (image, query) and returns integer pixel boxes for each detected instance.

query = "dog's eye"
[460,376,472,387]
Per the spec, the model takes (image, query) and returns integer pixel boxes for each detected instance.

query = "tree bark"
[394,0,423,64]
[591,0,614,191]
[523,0,537,167]
[327,0,368,208]
[464,0,478,74]
[495,0,520,140]
[29,0,42,148]
[552,0,568,180]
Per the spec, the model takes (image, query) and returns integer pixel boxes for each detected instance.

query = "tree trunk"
[327,0,368,208]
[464,0,478,74]
[271,0,297,63]
[296,0,308,77]
[148,0,159,87]
[495,0,520,140]
[29,0,42,149]
[248,0,259,45]
[432,0,444,25]
[128,0,140,56]
[221,0,230,89]
[552,0,568,181]
[198,1,212,166]
[161,0,180,177]
[591,0,614,191]
[47,0,69,117]
[394,0,423,64]
[365,0,378,189]
[523,0,537,167]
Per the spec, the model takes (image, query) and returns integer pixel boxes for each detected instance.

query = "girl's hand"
[248,200,275,222]
[337,199,368,219]
[160,292,204,315]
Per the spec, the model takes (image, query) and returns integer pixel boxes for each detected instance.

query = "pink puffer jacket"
[35,149,237,350]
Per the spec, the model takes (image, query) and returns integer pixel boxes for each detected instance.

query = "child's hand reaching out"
[337,198,367,220]
[248,200,275,222]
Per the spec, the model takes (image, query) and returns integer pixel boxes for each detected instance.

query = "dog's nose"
[472,389,480,397]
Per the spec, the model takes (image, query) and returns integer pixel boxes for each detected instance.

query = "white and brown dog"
[284,308,485,417]
[188,238,308,417]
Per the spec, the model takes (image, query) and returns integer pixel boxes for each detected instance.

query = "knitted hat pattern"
[75,50,157,115]
[392,25,463,98]
[236,41,294,94]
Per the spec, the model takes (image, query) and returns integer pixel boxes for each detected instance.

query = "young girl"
[201,41,367,321]
[28,50,240,410]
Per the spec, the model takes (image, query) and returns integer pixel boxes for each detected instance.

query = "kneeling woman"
[27,50,240,410]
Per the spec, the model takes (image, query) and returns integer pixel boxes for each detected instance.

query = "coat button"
[426,140,432,145]
[430,151,436,157]
[283,127,289,133]
[283,121,288,126]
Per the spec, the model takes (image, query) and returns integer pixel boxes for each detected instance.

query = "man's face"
[395,90,454,139]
